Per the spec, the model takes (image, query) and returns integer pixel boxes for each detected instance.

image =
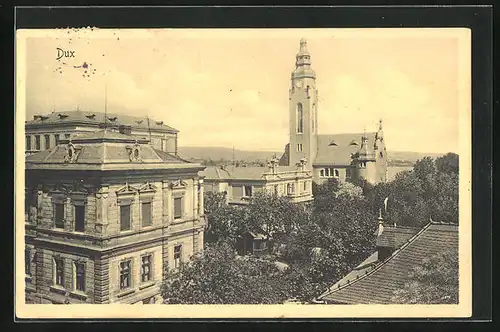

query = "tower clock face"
[295,80,304,88]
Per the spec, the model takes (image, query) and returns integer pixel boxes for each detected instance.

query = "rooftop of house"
[25,109,178,133]
[314,132,381,166]
[279,131,384,167]
[317,222,458,304]
[25,130,201,172]
[200,165,311,181]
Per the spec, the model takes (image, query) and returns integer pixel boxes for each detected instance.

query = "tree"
[161,242,291,304]
[435,153,459,175]
[391,249,458,304]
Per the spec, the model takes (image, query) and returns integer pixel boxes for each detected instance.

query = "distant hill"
[177,146,447,164]
[177,146,280,162]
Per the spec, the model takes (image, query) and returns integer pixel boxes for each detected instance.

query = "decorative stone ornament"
[64,142,81,163]
[126,141,142,162]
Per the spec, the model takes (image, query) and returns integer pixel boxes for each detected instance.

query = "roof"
[200,165,310,181]
[376,225,421,248]
[313,132,378,166]
[25,130,201,171]
[318,222,458,304]
[278,143,290,166]
[25,109,178,133]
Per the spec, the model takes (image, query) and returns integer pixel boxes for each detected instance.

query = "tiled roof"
[26,109,178,133]
[313,132,378,166]
[376,226,421,248]
[201,165,310,181]
[26,130,197,170]
[318,222,458,304]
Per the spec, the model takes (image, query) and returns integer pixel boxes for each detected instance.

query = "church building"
[279,39,388,185]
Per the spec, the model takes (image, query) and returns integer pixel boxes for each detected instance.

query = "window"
[296,103,303,133]
[141,255,152,283]
[232,185,243,198]
[334,169,339,177]
[303,181,307,192]
[54,202,65,228]
[74,205,85,232]
[44,135,50,149]
[380,152,383,158]
[65,134,70,139]
[74,262,85,292]
[274,185,278,195]
[26,136,31,150]
[297,143,303,152]
[244,185,252,197]
[119,260,132,290]
[346,168,352,179]
[55,134,60,146]
[174,245,182,269]
[25,248,31,276]
[120,204,131,231]
[320,169,325,177]
[142,202,152,227]
[174,197,183,219]
[54,258,64,286]
[35,135,41,150]
[287,183,295,195]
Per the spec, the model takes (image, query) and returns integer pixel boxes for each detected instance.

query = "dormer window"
[58,114,69,119]
[349,140,359,146]
[85,114,96,120]
[108,117,117,122]
[156,121,163,125]
[328,140,337,147]
[136,120,144,125]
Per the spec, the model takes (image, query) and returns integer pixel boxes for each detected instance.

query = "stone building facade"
[200,158,313,205]
[24,130,205,304]
[25,110,178,156]
[279,39,388,185]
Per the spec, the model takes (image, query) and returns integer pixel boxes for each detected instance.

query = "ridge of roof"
[319,222,436,299]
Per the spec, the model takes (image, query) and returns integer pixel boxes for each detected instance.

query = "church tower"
[288,38,318,169]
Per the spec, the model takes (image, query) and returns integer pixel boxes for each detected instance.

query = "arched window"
[334,169,339,177]
[297,103,303,133]
[379,152,383,158]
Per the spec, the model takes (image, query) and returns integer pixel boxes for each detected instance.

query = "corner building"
[24,130,205,304]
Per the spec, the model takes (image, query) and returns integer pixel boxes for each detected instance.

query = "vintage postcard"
[15,27,471,319]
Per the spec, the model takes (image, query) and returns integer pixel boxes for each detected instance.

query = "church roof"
[26,109,178,133]
[313,132,378,166]
[26,130,199,171]
[317,222,458,304]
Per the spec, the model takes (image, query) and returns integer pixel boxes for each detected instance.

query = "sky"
[21,28,468,153]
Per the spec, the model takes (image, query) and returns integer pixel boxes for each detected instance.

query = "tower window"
[54,258,64,286]
[120,204,131,231]
[44,135,51,149]
[74,262,86,292]
[26,136,31,150]
[297,143,303,152]
[54,202,65,229]
[174,245,182,269]
[35,135,41,150]
[296,103,303,133]
[380,152,383,158]
[119,260,132,290]
[74,204,85,232]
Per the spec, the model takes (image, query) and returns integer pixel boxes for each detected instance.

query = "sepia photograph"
[15,26,472,319]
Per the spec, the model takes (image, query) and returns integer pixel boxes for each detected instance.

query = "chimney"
[376,208,384,237]
[119,125,132,135]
